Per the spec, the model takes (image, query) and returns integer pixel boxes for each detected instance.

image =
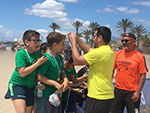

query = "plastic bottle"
[135,108,139,113]
[37,81,42,97]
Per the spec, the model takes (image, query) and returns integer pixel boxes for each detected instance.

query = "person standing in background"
[111,33,148,113]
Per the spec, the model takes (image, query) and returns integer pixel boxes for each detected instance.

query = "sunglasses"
[28,39,41,43]
[92,31,101,36]
[121,39,132,43]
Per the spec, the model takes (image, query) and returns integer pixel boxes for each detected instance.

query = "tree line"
[49,18,150,48]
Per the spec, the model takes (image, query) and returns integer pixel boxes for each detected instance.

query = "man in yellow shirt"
[67,26,115,113]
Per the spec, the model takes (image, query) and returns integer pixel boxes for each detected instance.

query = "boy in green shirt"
[62,57,87,113]
[4,30,48,113]
[36,32,68,113]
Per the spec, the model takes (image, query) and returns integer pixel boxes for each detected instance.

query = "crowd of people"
[0,43,7,51]
[4,27,148,113]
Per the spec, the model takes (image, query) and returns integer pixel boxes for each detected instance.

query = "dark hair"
[46,32,65,47]
[23,30,40,45]
[39,43,49,52]
[95,26,111,44]
[68,57,74,64]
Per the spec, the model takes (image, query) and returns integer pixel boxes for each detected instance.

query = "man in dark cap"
[111,33,148,113]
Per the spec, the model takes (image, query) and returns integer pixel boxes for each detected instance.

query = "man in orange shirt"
[111,33,148,113]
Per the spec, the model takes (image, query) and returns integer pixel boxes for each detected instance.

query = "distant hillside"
[111,36,121,41]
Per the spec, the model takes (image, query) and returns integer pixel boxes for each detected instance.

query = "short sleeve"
[37,61,49,76]
[138,56,148,74]
[15,52,26,68]
[84,49,103,65]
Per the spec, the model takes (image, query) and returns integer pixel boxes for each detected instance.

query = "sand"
[0,48,150,113]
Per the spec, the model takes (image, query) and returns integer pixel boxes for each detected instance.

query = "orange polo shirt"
[114,49,148,91]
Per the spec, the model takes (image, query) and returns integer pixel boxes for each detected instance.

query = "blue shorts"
[36,96,62,113]
[66,91,77,112]
[4,83,34,107]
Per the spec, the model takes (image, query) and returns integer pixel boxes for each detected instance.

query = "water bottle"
[37,81,42,97]
[85,69,89,75]
[135,108,139,113]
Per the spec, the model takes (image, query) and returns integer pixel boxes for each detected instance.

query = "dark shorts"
[4,83,34,107]
[66,91,77,112]
[36,96,62,113]
[61,101,66,113]
[85,96,114,113]
[111,87,141,113]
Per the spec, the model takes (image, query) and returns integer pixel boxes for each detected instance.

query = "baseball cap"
[123,33,136,41]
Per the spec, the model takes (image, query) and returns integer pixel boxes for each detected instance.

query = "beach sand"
[0,48,150,113]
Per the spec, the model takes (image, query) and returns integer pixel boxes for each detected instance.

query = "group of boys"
[4,30,87,113]
[4,26,148,113]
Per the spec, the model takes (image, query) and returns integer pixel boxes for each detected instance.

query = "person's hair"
[95,26,111,44]
[23,30,40,45]
[46,32,65,47]
[39,43,49,52]
[68,57,74,64]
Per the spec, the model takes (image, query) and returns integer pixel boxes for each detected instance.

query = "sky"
[0,0,150,42]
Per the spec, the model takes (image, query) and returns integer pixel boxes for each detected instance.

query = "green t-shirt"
[84,45,115,100]
[9,49,42,88]
[37,53,64,97]
[62,68,78,102]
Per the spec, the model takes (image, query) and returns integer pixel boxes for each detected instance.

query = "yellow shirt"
[84,45,115,100]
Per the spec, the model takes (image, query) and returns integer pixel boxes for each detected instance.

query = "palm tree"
[72,21,83,36]
[89,39,94,47]
[77,33,83,38]
[141,35,150,48]
[82,30,92,44]
[88,22,100,47]
[130,25,147,48]
[116,18,133,34]
[49,22,61,32]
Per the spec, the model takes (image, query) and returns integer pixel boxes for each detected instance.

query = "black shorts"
[66,91,77,112]
[4,83,34,107]
[85,96,114,113]
[36,96,62,113]
[111,87,141,113]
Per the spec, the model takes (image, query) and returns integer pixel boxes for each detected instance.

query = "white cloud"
[58,0,77,3]
[36,29,49,33]
[132,18,145,22]
[0,25,4,28]
[116,6,139,14]
[0,26,24,41]
[95,9,101,12]
[143,21,150,26]
[103,8,114,13]
[132,1,150,7]
[116,6,128,12]
[107,5,113,7]
[104,24,110,28]
[96,8,114,13]
[126,8,139,14]
[24,0,67,18]
[23,0,90,31]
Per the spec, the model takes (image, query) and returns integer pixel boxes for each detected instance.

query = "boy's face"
[25,35,41,53]
[56,39,65,53]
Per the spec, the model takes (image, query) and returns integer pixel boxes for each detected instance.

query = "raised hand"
[67,32,77,44]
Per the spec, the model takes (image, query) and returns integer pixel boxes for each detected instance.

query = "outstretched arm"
[18,56,48,77]
[67,32,89,65]
[67,32,92,53]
